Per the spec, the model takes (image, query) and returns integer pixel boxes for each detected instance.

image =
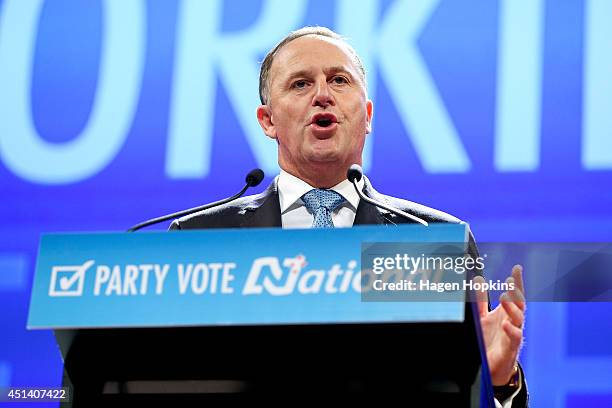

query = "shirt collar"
[278,169,363,213]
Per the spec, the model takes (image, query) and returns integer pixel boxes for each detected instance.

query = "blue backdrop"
[1,0,611,406]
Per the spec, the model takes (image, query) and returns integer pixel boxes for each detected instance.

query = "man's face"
[257,35,373,185]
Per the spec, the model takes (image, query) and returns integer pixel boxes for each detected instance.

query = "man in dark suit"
[170,26,527,407]
[169,174,464,229]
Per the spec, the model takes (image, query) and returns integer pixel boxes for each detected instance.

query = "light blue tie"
[301,189,345,228]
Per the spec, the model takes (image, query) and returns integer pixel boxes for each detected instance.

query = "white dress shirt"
[278,170,364,229]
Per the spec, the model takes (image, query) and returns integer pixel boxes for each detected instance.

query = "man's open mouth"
[316,118,333,127]
[310,113,338,128]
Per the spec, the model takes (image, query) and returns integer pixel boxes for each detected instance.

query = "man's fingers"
[502,319,523,351]
[506,276,527,311]
[473,275,488,317]
[512,264,525,296]
[500,292,525,328]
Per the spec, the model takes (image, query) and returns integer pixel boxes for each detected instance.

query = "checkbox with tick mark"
[48,260,95,297]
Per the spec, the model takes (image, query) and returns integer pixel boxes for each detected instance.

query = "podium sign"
[28,224,467,329]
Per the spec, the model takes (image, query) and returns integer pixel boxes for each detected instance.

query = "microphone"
[127,169,265,232]
[347,164,428,227]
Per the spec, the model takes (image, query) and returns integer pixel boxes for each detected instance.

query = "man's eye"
[332,76,348,84]
[293,80,307,89]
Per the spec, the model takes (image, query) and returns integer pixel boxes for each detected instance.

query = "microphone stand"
[347,165,428,227]
[127,169,264,232]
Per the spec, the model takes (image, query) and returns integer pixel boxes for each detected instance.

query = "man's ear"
[257,105,276,139]
[365,99,374,134]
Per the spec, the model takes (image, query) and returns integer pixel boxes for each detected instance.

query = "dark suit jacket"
[170,176,467,230]
[169,176,527,407]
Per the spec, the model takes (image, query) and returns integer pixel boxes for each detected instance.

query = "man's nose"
[312,81,334,108]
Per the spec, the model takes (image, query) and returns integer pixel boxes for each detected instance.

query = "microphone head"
[245,168,265,187]
[347,164,363,183]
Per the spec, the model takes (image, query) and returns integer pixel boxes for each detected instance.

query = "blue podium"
[28,224,494,406]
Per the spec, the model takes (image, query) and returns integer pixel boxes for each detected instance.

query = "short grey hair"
[258,26,367,105]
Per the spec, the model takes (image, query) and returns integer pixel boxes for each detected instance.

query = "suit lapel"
[353,199,386,225]
[240,178,282,228]
[353,177,396,226]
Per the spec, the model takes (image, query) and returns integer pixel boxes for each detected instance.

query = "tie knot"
[302,189,345,213]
